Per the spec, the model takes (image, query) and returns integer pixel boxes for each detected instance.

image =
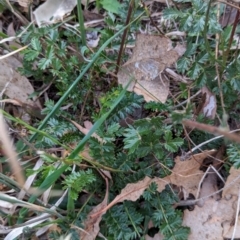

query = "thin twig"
[222,3,240,65]
[183,120,240,144]
[115,0,134,74]
[175,172,240,207]
[4,0,29,25]
[215,2,226,116]
[172,90,201,109]
[140,0,164,35]
[217,0,240,11]
[196,165,225,200]
[181,128,240,161]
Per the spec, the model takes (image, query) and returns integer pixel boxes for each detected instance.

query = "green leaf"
[46,45,55,59]
[196,52,209,64]
[188,62,202,79]
[230,78,240,91]
[38,58,52,70]
[196,72,207,87]
[164,131,183,152]
[184,42,197,57]
[177,57,190,73]
[63,169,96,201]
[182,15,193,31]
[31,37,42,51]
[123,126,141,154]
[193,16,205,33]
[163,8,184,20]
[24,49,40,61]
[100,0,121,14]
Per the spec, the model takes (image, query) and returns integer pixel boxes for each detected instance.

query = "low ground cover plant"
[1,0,240,239]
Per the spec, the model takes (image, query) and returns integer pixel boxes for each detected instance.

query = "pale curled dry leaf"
[86,31,100,48]
[17,0,31,8]
[201,86,217,119]
[10,159,44,214]
[4,189,68,240]
[0,200,13,209]
[118,34,186,102]
[33,0,77,27]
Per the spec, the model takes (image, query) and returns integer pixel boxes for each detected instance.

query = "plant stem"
[77,0,86,46]
[115,0,134,74]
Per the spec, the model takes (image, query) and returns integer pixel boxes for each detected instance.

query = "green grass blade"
[77,0,86,46]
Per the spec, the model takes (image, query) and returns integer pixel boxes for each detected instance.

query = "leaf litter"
[82,149,240,239]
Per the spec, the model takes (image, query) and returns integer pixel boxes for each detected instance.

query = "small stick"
[115,0,134,74]
[182,119,240,144]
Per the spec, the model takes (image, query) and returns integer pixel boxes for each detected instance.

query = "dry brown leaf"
[91,151,212,217]
[84,120,93,130]
[68,119,105,143]
[201,86,217,119]
[7,22,22,49]
[155,151,214,196]
[118,34,185,102]
[83,10,104,21]
[80,178,109,240]
[90,176,153,217]
[0,56,41,109]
